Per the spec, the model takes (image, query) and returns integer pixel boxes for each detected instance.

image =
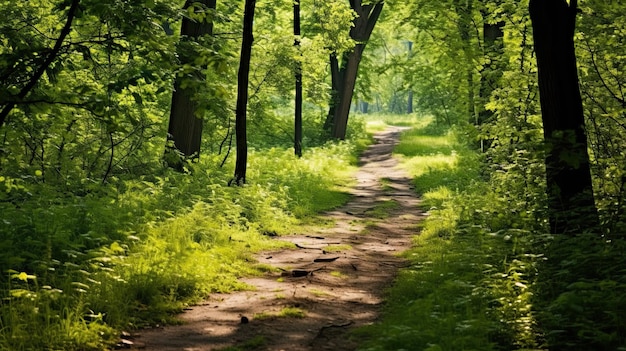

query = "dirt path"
[132,127,425,351]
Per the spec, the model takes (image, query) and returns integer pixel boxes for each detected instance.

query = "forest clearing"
[2,0,626,350]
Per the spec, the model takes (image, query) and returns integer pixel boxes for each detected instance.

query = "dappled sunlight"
[133,126,425,350]
[397,154,457,178]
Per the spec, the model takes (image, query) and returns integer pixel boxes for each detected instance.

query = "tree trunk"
[529,0,599,234]
[478,20,504,124]
[361,101,369,114]
[294,0,303,157]
[324,52,341,133]
[406,40,413,114]
[332,45,365,139]
[165,0,216,169]
[231,0,256,185]
[326,1,384,140]
[477,17,504,151]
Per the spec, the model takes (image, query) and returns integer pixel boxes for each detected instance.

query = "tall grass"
[0,135,362,350]
[356,117,541,350]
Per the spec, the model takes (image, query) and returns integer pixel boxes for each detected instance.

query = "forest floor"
[132,127,425,351]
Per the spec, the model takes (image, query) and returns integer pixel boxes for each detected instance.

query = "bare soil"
[130,127,425,351]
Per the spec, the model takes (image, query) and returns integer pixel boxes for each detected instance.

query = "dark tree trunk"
[478,20,504,125]
[230,0,256,185]
[529,0,599,234]
[165,0,216,169]
[294,0,303,157]
[324,52,341,133]
[0,0,81,129]
[326,1,384,140]
[332,45,365,139]
[477,17,504,151]
[406,40,413,114]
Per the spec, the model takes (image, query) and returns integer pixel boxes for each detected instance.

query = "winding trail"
[134,127,425,351]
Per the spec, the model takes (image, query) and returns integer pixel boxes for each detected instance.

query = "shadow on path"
[133,126,425,351]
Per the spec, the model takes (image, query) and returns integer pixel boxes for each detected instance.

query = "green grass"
[253,307,306,320]
[329,270,348,279]
[309,288,332,297]
[324,244,352,252]
[0,132,367,350]
[354,116,538,351]
[278,306,306,318]
[364,199,399,219]
[361,113,429,131]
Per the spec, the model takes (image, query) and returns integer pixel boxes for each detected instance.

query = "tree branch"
[0,0,81,129]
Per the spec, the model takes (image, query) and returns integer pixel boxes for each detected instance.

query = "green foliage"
[534,234,626,350]
[357,119,544,350]
[278,306,306,318]
[0,137,360,348]
[361,102,626,351]
[575,1,626,235]
[2,0,625,349]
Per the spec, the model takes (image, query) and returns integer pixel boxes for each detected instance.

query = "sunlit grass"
[278,306,306,318]
[324,244,352,252]
[364,199,399,219]
[394,131,457,157]
[360,113,428,130]
[330,271,348,278]
[253,307,306,320]
[355,115,538,350]
[0,128,369,349]
[309,288,332,297]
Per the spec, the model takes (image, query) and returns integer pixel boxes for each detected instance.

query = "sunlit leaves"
[304,0,356,53]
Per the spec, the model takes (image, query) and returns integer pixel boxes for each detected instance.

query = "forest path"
[134,126,425,351]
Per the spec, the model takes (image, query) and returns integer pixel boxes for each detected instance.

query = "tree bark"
[529,0,599,234]
[406,40,414,114]
[477,15,504,151]
[165,0,216,169]
[323,52,341,132]
[478,20,504,126]
[294,0,303,157]
[231,0,256,185]
[327,1,384,140]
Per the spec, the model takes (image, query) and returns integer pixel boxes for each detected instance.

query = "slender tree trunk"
[231,0,256,185]
[361,101,369,114]
[326,1,384,140]
[478,20,504,125]
[324,52,341,133]
[406,41,414,114]
[165,0,216,169]
[0,0,81,129]
[294,0,303,157]
[529,0,599,234]
[477,16,504,151]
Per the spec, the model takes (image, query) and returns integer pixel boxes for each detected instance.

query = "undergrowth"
[356,117,542,350]
[357,116,626,350]
[0,136,362,350]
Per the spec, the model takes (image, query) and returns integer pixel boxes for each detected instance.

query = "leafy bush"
[0,136,360,349]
